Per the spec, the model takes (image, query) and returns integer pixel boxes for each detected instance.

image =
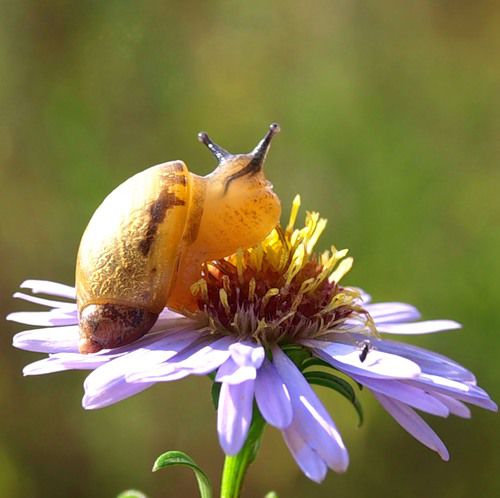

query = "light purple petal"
[157,308,186,320]
[126,341,213,383]
[216,357,257,384]
[83,379,154,409]
[129,367,193,383]
[32,331,173,374]
[282,423,327,483]
[229,341,265,369]
[128,336,234,382]
[217,379,255,455]
[215,341,265,384]
[432,393,471,418]
[364,302,421,324]
[407,374,498,411]
[23,358,76,375]
[94,330,201,375]
[148,315,193,333]
[166,336,234,373]
[374,393,450,461]
[273,347,349,473]
[306,340,421,379]
[351,375,449,417]
[7,310,78,327]
[24,352,114,375]
[254,358,293,429]
[377,320,461,335]
[13,292,77,310]
[116,329,202,366]
[13,325,79,353]
[84,331,202,408]
[374,338,476,383]
[20,280,76,299]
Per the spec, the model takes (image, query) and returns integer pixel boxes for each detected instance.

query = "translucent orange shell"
[76,161,194,330]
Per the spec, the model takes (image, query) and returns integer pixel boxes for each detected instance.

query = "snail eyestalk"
[222,123,281,194]
[197,132,230,163]
[251,122,281,170]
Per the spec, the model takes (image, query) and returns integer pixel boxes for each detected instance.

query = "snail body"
[76,124,281,353]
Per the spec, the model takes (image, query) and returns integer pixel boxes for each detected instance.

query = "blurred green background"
[1,1,499,497]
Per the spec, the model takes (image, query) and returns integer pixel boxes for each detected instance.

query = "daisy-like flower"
[10,196,496,483]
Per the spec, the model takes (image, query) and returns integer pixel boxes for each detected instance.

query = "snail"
[76,124,281,354]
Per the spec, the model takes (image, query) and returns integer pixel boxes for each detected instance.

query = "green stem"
[219,412,266,498]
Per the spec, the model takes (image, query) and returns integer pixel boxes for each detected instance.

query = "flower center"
[191,196,374,346]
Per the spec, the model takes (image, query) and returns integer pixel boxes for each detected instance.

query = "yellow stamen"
[306,216,327,255]
[284,244,306,287]
[190,279,208,302]
[236,248,244,284]
[319,291,356,315]
[219,288,231,314]
[299,277,317,295]
[308,248,350,292]
[261,288,279,311]
[329,257,354,284]
[248,277,256,302]
[249,244,264,272]
[286,194,301,234]
[320,250,331,266]
[290,292,304,312]
[222,275,231,295]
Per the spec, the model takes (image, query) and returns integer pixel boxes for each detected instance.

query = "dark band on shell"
[79,303,158,353]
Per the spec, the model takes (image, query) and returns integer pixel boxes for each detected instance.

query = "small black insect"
[359,340,371,363]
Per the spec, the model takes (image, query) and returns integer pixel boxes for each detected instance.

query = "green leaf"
[211,380,222,410]
[282,345,311,368]
[153,451,213,498]
[116,490,148,498]
[301,356,334,371]
[304,371,364,426]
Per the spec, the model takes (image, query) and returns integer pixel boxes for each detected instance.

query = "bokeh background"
[1,1,499,497]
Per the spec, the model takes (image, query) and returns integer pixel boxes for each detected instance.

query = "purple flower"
[9,201,497,483]
[10,279,496,482]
